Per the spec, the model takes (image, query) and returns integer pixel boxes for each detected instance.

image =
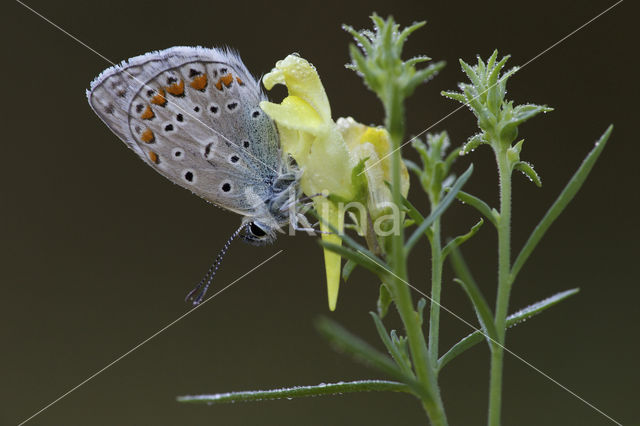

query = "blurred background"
[3,0,637,424]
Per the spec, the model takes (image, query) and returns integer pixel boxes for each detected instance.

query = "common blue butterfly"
[87,47,307,303]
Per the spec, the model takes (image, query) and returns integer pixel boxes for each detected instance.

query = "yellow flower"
[260,54,409,310]
[338,117,410,228]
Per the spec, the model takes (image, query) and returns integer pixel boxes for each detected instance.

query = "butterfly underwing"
[87,46,301,245]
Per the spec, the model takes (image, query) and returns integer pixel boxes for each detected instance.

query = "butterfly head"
[243,220,277,246]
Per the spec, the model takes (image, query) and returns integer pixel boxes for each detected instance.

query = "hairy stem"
[428,218,443,365]
[384,88,448,426]
[488,152,513,426]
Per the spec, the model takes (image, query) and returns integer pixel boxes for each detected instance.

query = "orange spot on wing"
[140,105,154,120]
[141,128,155,143]
[236,76,244,85]
[190,74,208,91]
[216,73,233,90]
[150,88,166,106]
[148,151,159,164]
[166,79,185,96]
[221,73,233,87]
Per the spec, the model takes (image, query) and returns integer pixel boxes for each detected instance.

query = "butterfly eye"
[176,113,184,122]
[221,182,232,193]
[249,222,267,237]
[242,140,250,148]
[209,104,219,115]
[251,109,261,118]
[226,101,239,112]
[229,155,239,163]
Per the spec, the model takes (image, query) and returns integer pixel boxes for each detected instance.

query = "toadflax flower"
[260,54,408,310]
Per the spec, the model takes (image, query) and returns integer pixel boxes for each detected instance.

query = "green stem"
[488,152,513,426]
[428,217,443,365]
[384,88,448,426]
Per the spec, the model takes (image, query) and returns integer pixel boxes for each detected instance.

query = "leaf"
[405,164,474,252]
[319,241,387,277]
[455,190,498,227]
[342,259,358,282]
[417,298,427,325]
[442,219,484,259]
[514,161,542,187]
[461,133,486,155]
[510,104,553,127]
[510,125,613,281]
[448,247,497,342]
[398,194,434,240]
[377,283,393,318]
[405,61,446,96]
[370,312,414,375]
[309,208,378,260]
[315,317,427,398]
[441,90,467,104]
[177,379,411,404]
[437,288,580,371]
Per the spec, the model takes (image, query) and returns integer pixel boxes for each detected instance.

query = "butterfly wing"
[87,46,281,216]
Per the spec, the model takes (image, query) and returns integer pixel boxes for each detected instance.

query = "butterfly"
[87,46,311,304]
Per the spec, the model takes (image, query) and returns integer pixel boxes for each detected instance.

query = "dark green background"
[3,0,637,424]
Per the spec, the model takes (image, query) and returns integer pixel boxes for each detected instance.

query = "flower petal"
[259,96,324,134]
[263,55,332,123]
[316,199,343,311]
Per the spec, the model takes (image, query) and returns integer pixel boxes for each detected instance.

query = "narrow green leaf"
[342,24,374,55]
[417,298,427,325]
[455,190,498,227]
[442,219,484,259]
[488,54,511,85]
[309,208,378,260]
[461,133,485,155]
[514,161,542,187]
[315,317,426,398]
[511,104,554,125]
[404,159,423,179]
[449,249,497,338]
[444,145,462,171]
[389,330,411,370]
[319,241,387,277]
[405,61,446,96]
[441,90,467,104]
[395,20,426,48]
[177,379,411,404]
[370,312,414,375]
[405,164,474,252]
[485,50,499,75]
[377,283,393,318]
[511,125,613,281]
[438,288,580,371]
[342,259,358,282]
[459,59,482,89]
[398,195,433,240]
[316,317,400,377]
[405,55,432,67]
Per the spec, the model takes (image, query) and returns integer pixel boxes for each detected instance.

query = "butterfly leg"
[292,212,332,235]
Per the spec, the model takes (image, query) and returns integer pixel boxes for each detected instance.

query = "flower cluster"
[260,54,408,310]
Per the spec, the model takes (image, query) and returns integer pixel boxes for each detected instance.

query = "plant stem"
[428,217,443,365]
[488,152,513,426]
[384,88,448,426]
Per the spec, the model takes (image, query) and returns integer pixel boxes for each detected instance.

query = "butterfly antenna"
[185,223,247,305]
